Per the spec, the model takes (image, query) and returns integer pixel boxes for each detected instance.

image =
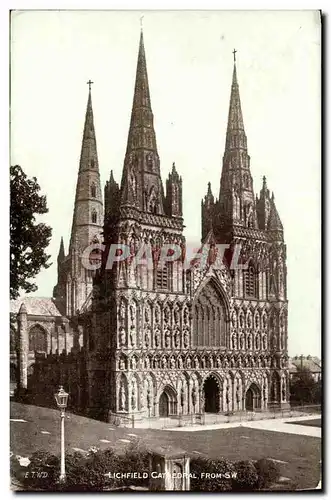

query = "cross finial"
[140,15,144,30]
[87,79,94,91]
[233,48,237,63]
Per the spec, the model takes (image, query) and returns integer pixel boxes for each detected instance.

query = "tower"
[53,83,104,317]
[88,30,187,421]
[202,51,289,409]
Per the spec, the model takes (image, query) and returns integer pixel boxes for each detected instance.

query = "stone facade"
[12,31,289,424]
[82,32,289,424]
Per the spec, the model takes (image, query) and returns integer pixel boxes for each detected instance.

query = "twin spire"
[225,50,247,152]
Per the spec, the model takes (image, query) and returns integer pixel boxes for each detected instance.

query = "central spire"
[225,54,247,152]
[125,30,157,155]
[120,30,164,214]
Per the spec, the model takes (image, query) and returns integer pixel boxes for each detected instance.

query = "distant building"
[289,355,321,383]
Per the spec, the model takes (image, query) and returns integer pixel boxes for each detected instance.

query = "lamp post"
[54,386,69,483]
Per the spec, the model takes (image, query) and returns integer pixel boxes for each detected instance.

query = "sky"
[10,10,321,357]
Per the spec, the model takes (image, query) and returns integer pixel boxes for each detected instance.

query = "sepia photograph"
[9,9,321,492]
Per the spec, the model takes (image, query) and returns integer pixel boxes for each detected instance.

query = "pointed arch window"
[29,325,47,352]
[91,210,97,224]
[90,159,95,168]
[91,183,96,198]
[245,264,257,298]
[156,263,170,290]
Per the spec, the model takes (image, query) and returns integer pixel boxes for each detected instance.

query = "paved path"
[167,414,321,438]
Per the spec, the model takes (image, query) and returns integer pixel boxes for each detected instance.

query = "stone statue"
[130,326,136,347]
[119,327,126,347]
[119,358,125,370]
[191,387,197,408]
[120,302,126,322]
[236,385,240,404]
[174,330,180,348]
[186,357,191,369]
[144,330,150,348]
[154,329,160,348]
[131,357,136,370]
[178,357,183,369]
[120,385,126,411]
[164,307,170,323]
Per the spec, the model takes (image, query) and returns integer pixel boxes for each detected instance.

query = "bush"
[11,441,150,492]
[191,456,235,491]
[255,458,281,489]
[17,451,60,490]
[232,460,259,491]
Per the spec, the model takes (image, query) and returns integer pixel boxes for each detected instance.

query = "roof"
[10,297,63,317]
[290,356,321,373]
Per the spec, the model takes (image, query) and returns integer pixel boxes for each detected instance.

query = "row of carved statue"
[117,352,289,371]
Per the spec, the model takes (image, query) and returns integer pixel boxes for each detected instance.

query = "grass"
[10,402,321,490]
[287,418,321,428]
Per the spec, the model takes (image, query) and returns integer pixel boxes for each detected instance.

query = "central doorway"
[203,376,220,413]
[159,391,169,417]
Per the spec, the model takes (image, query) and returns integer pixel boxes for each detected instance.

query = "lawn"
[288,418,321,428]
[10,402,321,490]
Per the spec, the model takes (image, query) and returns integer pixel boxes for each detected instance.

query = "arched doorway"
[159,392,169,417]
[159,386,177,417]
[203,376,220,413]
[245,383,261,411]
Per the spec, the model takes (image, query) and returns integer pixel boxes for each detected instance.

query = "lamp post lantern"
[54,386,69,483]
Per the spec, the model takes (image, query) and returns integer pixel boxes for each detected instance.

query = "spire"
[79,82,99,173]
[125,30,156,155]
[217,52,257,230]
[268,194,283,231]
[69,83,103,251]
[225,53,247,151]
[204,182,214,208]
[120,30,164,214]
[58,237,65,262]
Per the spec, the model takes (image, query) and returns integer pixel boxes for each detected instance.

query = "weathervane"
[140,15,144,30]
[233,48,237,63]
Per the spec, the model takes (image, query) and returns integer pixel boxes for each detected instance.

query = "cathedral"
[11,31,289,425]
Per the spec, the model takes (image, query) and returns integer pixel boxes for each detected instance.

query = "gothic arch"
[192,276,230,348]
[202,372,223,413]
[158,385,178,417]
[194,275,231,321]
[244,260,258,298]
[28,324,47,353]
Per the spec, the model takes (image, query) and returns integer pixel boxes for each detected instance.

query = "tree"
[10,165,52,299]
[290,367,319,405]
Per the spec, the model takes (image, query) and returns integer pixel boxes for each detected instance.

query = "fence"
[115,404,321,429]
